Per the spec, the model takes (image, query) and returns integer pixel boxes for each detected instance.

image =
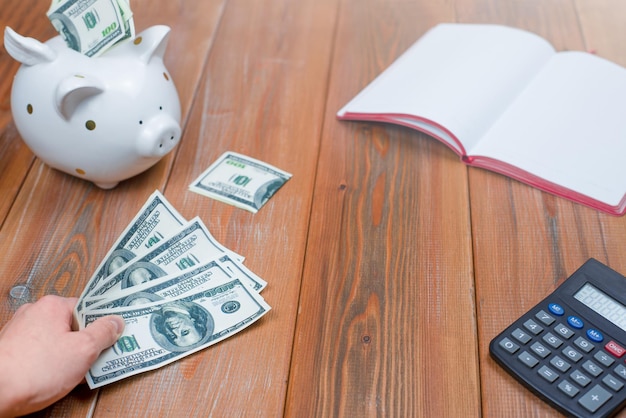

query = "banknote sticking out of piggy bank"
[4,25,182,189]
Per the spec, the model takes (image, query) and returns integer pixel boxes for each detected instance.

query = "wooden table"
[2,0,626,416]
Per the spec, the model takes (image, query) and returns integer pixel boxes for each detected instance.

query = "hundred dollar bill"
[47,0,132,57]
[115,0,134,39]
[83,258,266,315]
[84,278,271,388]
[84,217,241,304]
[189,152,292,213]
[217,254,267,292]
[74,190,186,320]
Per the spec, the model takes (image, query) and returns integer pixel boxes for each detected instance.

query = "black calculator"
[490,259,626,417]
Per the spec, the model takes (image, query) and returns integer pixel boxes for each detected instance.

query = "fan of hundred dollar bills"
[48,0,135,57]
[74,190,271,388]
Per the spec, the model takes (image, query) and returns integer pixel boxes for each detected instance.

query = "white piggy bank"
[4,25,181,189]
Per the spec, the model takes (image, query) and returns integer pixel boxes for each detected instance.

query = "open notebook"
[338,23,626,216]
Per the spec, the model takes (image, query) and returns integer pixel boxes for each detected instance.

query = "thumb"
[81,315,125,352]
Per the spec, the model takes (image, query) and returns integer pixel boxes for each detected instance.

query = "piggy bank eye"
[139,120,143,125]
[85,120,96,130]
[159,106,163,110]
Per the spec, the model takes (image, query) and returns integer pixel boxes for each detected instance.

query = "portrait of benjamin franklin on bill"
[149,301,214,352]
[104,248,136,276]
[121,261,167,289]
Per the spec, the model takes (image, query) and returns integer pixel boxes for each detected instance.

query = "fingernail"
[110,317,125,337]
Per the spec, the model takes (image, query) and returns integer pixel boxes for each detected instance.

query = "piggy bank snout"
[136,114,181,158]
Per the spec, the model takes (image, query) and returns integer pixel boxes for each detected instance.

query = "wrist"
[0,348,29,418]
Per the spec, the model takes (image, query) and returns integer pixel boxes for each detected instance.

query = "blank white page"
[337,24,555,153]
[474,51,626,206]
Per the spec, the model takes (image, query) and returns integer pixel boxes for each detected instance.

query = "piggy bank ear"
[4,27,56,66]
[133,25,171,64]
[55,75,104,120]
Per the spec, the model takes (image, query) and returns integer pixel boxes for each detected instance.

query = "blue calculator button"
[567,316,584,329]
[548,303,564,316]
[587,329,604,343]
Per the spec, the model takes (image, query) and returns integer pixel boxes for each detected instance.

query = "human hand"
[0,295,125,418]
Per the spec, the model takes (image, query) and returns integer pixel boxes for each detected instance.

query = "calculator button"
[535,310,555,325]
[603,374,624,392]
[582,360,603,377]
[498,337,519,354]
[606,341,626,358]
[554,323,575,339]
[523,319,543,335]
[538,365,559,383]
[558,380,580,397]
[587,329,604,343]
[614,364,626,380]
[578,384,612,413]
[567,315,584,329]
[562,346,583,363]
[594,351,615,367]
[574,336,594,353]
[511,328,532,344]
[550,356,571,372]
[518,351,539,368]
[570,369,592,387]
[530,342,551,359]
[542,332,563,348]
[548,303,564,316]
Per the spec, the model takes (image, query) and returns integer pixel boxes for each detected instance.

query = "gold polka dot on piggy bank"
[75,168,86,175]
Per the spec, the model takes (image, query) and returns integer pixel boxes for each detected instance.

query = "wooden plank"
[458,0,626,416]
[576,0,626,67]
[0,2,53,227]
[286,0,481,416]
[92,0,339,416]
[0,1,226,416]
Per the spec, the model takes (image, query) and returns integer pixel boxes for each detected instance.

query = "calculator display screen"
[574,282,626,332]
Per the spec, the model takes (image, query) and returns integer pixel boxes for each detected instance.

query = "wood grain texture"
[94,0,338,415]
[2,0,626,417]
[458,1,626,417]
[0,2,52,227]
[0,1,226,416]
[286,0,480,416]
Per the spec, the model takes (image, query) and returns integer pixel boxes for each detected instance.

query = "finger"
[81,315,125,352]
[11,301,33,317]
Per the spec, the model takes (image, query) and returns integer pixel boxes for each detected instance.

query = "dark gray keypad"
[562,346,583,363]
[578,385,612,413]
[603,375,624,392]
[550,356,570,372]
[536,310,556,325]
[554,323,575,339]
[558,380,580,398]
[574,336,594,353]
[539,365,559,383]
[531,342,551,359]
[494,302,626,417]
[582,360,603,377]
[499,337,519,354]
[570,369,592,387]
[524,319,543,335]
[594,351,615,367]
[518,351,539,368]
[511,328,531,344]
[542,332,563,349]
